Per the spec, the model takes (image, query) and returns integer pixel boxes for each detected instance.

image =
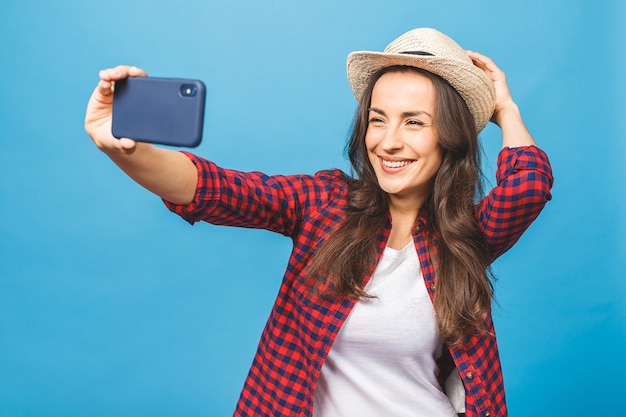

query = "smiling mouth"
[381,158,415,169]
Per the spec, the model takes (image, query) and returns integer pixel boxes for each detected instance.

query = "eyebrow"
[368,107,433,119]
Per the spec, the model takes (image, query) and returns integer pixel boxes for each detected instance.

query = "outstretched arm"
[84,65,198,205]
[467,51,537,149]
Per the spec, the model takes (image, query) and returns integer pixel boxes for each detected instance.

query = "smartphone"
[112,76,206,147]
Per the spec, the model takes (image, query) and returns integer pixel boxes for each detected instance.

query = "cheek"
[408,133,440,158]
[423,133,442,159]
[416,138,444,175]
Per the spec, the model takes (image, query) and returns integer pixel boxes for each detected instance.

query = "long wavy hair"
[308,65,493,345]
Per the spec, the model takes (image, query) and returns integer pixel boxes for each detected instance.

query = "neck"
[387,203,422,250]
[388,192,426,222]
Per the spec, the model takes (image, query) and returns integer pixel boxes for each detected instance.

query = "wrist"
[495,102,536,148]
[492,101,520,127]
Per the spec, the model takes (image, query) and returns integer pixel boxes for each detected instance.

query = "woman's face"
[365,70,443,208]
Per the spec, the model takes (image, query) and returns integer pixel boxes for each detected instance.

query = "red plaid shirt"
[165,146,553,417]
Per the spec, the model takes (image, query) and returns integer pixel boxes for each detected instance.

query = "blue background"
[1,0,624,415]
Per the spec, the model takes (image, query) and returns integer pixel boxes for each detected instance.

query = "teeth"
[382,159,412,168]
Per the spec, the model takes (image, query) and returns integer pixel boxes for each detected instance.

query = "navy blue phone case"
[112,77,206,148]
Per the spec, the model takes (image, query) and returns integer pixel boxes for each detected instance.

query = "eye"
[368,117,386,126]
[405,119,429,129]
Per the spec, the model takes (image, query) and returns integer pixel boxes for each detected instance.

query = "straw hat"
[347,28,496,132]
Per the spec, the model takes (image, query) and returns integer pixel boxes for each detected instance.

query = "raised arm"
[467,52,553,258]
[467,51,536,149]
[84,65,198,205]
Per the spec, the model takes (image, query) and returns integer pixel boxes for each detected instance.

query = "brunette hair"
[308,65,493,345]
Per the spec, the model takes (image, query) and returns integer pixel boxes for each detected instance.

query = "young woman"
[85,28,553,417]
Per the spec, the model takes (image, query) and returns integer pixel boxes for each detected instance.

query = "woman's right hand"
[84,65,198,204]
[84,65,147,154]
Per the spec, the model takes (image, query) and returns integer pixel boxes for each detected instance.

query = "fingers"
[95,79,114,97]
[92,65,148,98]
[466,51,505,80]
[98,65,148,82]
[118,138,139,154]
[467,50,493,68]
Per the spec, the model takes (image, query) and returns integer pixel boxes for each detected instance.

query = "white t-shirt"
[313,242,460,417]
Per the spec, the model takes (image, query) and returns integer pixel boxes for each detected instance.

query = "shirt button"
[466,372,474,380]
[483,412,491,417]
[429,283,436,292]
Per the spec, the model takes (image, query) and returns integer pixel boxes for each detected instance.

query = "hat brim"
[347,51,496,132]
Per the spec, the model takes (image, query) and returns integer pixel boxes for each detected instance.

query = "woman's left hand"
[467,50,536,147]
[466,50,516,127]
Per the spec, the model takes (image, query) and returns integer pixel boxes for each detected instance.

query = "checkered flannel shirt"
[165,145,553,417]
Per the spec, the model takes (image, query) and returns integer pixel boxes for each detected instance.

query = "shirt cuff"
[495,145,553,186]
[162,151,222,224]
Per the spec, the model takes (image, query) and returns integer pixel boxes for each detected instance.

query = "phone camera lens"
[181,84,197,97]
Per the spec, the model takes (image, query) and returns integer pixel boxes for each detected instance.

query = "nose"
[380,124,403,151]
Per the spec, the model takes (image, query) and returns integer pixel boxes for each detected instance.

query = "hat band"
[401,51,434,56]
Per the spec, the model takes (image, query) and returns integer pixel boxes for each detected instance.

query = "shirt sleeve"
[476,145,554,260]
[163,152,343,238]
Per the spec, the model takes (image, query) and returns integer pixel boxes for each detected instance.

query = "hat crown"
[384,28,469,64]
